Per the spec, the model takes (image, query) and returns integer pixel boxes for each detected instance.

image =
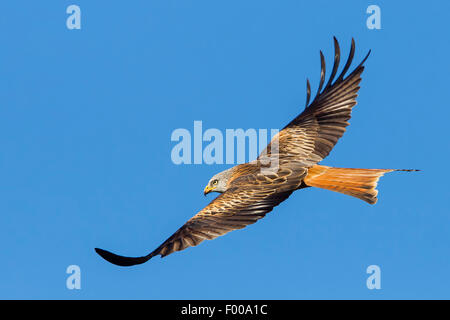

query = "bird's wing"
[95,163,306,266]
[259,38,370,167]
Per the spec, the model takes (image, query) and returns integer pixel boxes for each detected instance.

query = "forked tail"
[303,165,418,204]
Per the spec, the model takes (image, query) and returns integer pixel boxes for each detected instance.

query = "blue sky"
[0,1,449,299]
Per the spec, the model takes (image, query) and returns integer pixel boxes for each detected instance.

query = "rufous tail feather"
[303,165,418,204]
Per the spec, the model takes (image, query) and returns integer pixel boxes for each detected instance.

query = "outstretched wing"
[260,38,370,167]
[95,164,306,266]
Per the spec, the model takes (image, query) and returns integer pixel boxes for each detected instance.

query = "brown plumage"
[95,38,418,266]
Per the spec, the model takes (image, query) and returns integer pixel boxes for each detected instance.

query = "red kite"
[95,38,417,266]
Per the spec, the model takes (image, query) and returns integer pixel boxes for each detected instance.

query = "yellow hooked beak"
[203,185,215,196]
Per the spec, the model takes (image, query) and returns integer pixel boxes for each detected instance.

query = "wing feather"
[260,38,370,167]
[95,164,306,266]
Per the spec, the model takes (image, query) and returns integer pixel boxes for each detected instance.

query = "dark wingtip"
[324,37,341,90]
[361,49,371,65]
[305,78,311,107]
[95,248,152,267]
[304,38,370,109]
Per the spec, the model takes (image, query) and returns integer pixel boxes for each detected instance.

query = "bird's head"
[203,168,234,196]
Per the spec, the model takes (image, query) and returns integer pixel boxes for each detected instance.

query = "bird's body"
[95,38,418,267]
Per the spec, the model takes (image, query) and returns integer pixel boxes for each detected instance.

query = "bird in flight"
[95,38,417,266]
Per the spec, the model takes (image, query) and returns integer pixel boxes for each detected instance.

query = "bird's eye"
[211,179,218,186]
